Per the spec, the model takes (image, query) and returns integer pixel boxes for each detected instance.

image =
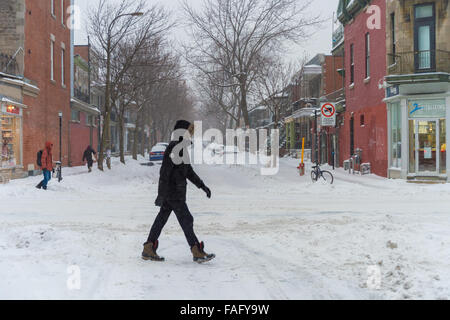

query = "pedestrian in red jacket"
[36,142,53,190]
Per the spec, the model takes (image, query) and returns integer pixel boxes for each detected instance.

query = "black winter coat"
[155,140,205,205]
[83,147,96,163]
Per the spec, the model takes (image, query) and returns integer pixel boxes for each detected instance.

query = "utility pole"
[314,109,318,165]
[88,36,91,104]
[58,111,63,182]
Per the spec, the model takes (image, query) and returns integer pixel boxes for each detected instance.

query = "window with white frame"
[50,39,55,81]
[51,0,55,16]
[71,109,80,122]
[350,44,354,84]
[61,0,65,25]
[365,33,370,78]
[61,47,65,86]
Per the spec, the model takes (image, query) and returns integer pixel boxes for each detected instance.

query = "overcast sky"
[74,0,339,62]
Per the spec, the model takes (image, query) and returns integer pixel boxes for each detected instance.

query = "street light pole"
[314,109,318,165]
[58,111,63,182]
[98,11,144,171]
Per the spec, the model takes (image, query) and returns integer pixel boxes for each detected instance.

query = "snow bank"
[1,156,450,299]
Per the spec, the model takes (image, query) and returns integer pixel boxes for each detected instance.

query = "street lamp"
[100,11,145,170]
[58,111,63,182]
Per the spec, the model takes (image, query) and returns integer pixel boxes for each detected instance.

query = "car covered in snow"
[149,143,168,162]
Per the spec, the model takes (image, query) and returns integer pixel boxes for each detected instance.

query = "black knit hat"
[174,120,191,131]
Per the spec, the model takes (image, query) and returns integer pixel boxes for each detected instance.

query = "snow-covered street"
[1,157,450,300]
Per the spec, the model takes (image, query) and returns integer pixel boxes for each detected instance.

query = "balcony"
[388,50,450,75]
[332,24,344,50]
[74,88,90,104]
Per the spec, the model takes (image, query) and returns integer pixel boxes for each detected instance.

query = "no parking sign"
[321,103,336,127]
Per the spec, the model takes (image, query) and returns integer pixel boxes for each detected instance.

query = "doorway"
[414,119,445,175]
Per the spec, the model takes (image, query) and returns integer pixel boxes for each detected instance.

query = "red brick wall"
[69,112,99,167]
[323,56,343,96]
[22,0,71,170]
[340,0,388,177]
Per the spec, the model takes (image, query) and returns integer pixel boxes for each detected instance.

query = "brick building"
[384,0,450,181]
[315,55,344,167]
[338,0,388,177]
[22,0,72,170]
[0,0,73,179]
[70,45,100,167]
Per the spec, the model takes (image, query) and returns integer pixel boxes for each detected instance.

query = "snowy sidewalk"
[1,157,449,299]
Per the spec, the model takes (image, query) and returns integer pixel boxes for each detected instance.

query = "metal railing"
[388,50,450,75]
[332,24,344,49]
[74,88,90,104]
[0,52,19,75]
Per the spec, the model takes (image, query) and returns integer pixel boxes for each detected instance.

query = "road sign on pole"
[321,103,336,127]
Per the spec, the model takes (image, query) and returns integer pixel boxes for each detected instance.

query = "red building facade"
[70,45,100,167]
[339,0,388,177]
[23,0,72,170]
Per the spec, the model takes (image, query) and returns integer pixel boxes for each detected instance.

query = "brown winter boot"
[191,241,215,263]
[142,240,165,262]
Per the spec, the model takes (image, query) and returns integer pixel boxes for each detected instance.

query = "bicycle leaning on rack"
[311,163,334,184]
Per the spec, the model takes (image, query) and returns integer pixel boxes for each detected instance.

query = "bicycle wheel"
[311,170,318,183]
[319,171,334,184]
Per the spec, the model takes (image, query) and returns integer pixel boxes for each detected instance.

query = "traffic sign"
[321,103,336,126]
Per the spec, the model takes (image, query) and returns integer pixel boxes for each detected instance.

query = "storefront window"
[390,103,402,168]
[1,114,21,168]
[440,119,446,174]
[409,120,416,173]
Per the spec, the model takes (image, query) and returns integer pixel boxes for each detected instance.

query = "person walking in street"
[83,145,97,173]
[142,120,215,264]
[36,142,53,190]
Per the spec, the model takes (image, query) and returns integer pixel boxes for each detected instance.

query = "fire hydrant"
[298,162,305,176]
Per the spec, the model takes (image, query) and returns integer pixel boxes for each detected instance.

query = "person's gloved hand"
[201,185,211,199]
[155,196,163,207]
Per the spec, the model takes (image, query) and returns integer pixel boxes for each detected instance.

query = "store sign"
[386,85,399,98]
[408,100,446,118]
[321,103,336,127]
[5,104,20,115]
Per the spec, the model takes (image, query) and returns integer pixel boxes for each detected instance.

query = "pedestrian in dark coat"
[142,120,215,263]
[82,145,97,172]
[36,142,53,190]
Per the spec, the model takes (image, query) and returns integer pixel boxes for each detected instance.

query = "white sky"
[74,0,339,63]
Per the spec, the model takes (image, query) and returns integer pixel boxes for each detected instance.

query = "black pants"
[147,200,199,247]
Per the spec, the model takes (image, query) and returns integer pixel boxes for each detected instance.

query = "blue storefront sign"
[408,99,446,118]
[386,85,399,98]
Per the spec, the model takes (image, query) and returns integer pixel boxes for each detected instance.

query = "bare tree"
[182,0,322,128]
[255,58,302,130]
[128,39,182,160]
[195,69,240,131]
[151,79,195,142]
[88,0,172,169]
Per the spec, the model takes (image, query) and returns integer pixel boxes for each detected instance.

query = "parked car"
[149,143,168,162]
[155,142,169,148]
